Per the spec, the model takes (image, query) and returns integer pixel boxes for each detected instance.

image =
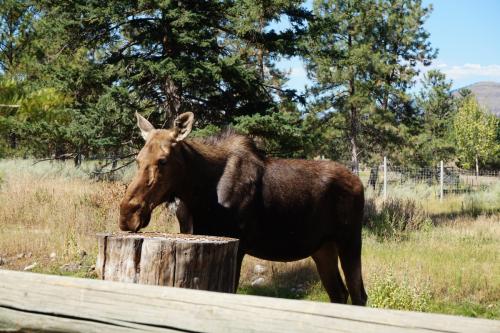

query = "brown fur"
[120,114,367,305]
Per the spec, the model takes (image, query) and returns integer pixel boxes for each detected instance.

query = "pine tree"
[304,0,436,171]
[413,69,456,166]
[0,0,36,74]
[27,0,309,157]
[226,0,311,157]
[0,1,72,156]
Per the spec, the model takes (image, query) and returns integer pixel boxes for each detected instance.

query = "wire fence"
[353,159,500,199]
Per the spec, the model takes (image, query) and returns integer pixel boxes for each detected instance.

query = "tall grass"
[364,197,432,241]
[0,159,175,272]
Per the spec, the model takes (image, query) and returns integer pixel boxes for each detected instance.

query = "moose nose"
[119,200,142,231]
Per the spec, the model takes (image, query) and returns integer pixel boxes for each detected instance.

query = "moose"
[119,112,367,306]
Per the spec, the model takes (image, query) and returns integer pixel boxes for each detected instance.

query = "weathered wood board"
[96,233,239,292]
[0,269,499,333]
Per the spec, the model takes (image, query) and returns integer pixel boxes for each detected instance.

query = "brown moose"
[119,112,367,306]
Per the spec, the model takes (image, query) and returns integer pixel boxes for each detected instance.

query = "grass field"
[0,159,498,319]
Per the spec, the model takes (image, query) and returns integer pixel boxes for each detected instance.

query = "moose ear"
[217,155,261,210]
[136,112,155,141]
[174,112,194,142]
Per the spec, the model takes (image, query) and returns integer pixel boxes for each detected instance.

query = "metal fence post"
[440,160,444,201]
[383,156,387,200]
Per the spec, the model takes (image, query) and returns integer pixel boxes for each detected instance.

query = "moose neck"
[174,139,228,205]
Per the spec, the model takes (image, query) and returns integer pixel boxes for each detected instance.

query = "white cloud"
[434,64,500,80]
[417,62,500,88]
[442,63,500,80]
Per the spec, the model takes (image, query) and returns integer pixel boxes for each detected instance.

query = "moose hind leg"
[312,242,348,304]
[338,233,368,306]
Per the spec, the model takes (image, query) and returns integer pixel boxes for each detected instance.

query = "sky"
[278,0,500,93]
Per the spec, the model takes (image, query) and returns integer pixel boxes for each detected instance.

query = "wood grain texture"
[0,270,498,333]
[96,233,239,292]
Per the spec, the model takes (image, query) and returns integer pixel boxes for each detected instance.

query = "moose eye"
[158,158,168,166]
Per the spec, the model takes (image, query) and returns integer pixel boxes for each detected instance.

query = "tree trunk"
[96,233,239,293]
[8,132,17,149]
[74,148,82,168]
[349,78,359,173]
[163,77,182,122]
[347,32,359,174]
[475,155,479,179]
[257,15,265,79]
[161,10,182,124]
[350,133,359,174]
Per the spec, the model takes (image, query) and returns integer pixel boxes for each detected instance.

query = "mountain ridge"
[455,81,500,117]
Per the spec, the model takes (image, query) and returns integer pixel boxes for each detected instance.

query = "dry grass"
[0,159,177,272]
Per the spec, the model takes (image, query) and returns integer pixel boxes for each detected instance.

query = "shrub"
[365,198,432,240]
[369,274,430,312]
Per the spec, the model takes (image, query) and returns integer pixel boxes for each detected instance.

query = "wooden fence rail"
[0,269,498,333]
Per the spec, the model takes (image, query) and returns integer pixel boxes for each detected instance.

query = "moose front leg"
[175,201,193,234]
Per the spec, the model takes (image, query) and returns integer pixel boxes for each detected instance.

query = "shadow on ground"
[238,261,321,300]
[429,207,500,223]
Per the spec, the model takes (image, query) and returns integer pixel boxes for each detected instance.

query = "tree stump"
[96,233,239,293]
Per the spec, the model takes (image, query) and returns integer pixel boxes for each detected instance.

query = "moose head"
[119,112,194,232]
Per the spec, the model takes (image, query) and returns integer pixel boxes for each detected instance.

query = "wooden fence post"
[440,160,444,201]
[383,156,387,200]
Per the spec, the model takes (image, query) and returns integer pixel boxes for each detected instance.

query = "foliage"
[0,77,72,157]
[191,124,222,139]
[0,0,495,168]
[364,198,432,241]
[234,111,312,158]
[453,97,499,171]
[39,1,307,148]
[411,70,457,166]
[0,0,36,74]
[304,0,436,170]
[1,0,310,158]
[369,273,430,311]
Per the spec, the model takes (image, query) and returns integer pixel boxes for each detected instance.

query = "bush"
[369,274,430,311]
[365,198,432,240]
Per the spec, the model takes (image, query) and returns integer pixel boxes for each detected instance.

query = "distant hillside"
[457,81,500,117]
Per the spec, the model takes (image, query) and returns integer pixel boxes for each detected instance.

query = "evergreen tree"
[0,1,72,156]
[412,69,456,166]
[0,0,36,74]
[225,0,311,158]
[27,0,309,157]
[304,0,436,171]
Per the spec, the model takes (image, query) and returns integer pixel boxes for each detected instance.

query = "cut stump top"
[96,232,239,244]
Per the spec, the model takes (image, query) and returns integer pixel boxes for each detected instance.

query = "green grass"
[363,217,500,318]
